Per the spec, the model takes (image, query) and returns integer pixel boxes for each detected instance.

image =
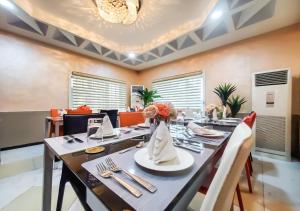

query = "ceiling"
[0,0,300,70]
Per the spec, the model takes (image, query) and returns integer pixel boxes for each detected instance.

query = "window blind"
[152,72,204,110]
[70,73,127,110]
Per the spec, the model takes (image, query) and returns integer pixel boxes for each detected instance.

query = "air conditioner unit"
[131,85,144,109]
[252,68,292,159]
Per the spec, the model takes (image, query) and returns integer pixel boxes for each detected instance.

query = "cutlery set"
[63,135,83,143]
[96,157,157,198]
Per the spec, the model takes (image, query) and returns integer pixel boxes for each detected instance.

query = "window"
[152,72,204,110]
[70,72,127,110]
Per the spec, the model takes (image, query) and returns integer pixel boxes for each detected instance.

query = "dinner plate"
[196,130,224,138]
[225,118,241,121]
[218,119,239,123]
[137,123,150,128]
[89,131,116,139]
[134,148,194,172]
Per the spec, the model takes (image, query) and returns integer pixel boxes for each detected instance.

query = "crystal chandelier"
[96,0,141,25]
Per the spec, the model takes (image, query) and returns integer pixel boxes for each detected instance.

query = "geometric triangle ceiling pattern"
[0,0,278,69]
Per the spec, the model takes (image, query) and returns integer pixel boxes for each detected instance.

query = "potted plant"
[137,88,161,107]
[227,95,247,117]
[213,83,237,118]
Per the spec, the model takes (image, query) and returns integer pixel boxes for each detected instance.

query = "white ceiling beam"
[236,0,271,29]
[60,30,77,46]
[202,19,223,40]
[11,7,43,35]
[78,40,90,49]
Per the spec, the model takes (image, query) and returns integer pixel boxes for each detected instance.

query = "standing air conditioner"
[252,68,292,160]
[131,85,144,109]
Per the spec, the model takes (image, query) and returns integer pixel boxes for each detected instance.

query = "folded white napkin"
[147,121,178,164]
[187,122,215,135]
[94,115,114,137]
[144,118,151,127]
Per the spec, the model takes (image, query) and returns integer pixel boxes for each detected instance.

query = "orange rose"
[154,103,170,118]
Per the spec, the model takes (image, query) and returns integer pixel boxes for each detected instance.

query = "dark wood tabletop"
[59,124,235,210]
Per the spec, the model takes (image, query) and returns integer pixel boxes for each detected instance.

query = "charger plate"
[134,148,194,172]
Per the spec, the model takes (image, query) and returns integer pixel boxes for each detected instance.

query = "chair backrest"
[100,109,118,128]
[200,122,253,211]
[50,108,59,117]
[63,113,105,135]
[66,109,92,115]
[119,112,145,127]
[242,111,256,129]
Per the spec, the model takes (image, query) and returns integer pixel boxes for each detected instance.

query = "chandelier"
[95,0,141,25]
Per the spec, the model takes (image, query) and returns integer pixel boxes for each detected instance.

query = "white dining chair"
[189,122,253,211]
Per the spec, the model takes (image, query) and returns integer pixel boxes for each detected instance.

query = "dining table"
[42,122,237,211]
[44,116,63,137]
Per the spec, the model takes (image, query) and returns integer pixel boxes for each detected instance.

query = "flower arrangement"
[144,102,177,123]
[205,104,217,115]
[77,105,91,111]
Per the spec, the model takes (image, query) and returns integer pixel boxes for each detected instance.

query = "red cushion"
[242,112,256,128]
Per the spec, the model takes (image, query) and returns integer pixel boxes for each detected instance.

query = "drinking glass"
[175,119,185,140]
[86,118,104,150]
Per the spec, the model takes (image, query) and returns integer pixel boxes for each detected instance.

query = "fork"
[105,157,157,193]
[96,162,142,198]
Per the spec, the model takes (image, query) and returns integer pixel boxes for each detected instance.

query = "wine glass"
[86,118,104,150]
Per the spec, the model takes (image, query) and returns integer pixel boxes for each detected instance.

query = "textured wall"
[138,23,300,115]
[0,30,139,112]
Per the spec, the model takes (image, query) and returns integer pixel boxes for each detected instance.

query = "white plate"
[89,131,116,139]
[225,118,241,120]
[219,119,238,123]
[137,123,150,128]
[134,148,194,172]
[196,130,224,138]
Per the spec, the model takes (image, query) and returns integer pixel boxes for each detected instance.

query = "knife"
[173,142,202,153]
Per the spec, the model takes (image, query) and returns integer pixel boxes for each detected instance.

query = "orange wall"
[0,30,139,112]
[1,24,300,115]
[138,23,300,115]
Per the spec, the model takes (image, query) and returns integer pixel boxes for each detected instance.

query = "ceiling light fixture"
[210,10,223,20]
[128,52,136,59]
[0,0,15,10]
[95,0,141,25]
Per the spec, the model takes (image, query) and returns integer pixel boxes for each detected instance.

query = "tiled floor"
[0,144,299,211]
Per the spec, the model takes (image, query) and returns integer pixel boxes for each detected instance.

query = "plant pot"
[207,113,213,122]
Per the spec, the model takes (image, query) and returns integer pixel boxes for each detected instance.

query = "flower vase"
[222,106,227,119]
[207,113,213,122]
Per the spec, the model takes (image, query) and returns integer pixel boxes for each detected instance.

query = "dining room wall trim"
[0,111,49,149]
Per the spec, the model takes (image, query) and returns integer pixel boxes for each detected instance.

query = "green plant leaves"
[137,88,161,107]
[227,95,247,117]
[213,83,237,106]
[213,83,247,117]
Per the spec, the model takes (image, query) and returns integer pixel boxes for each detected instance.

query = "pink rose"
[144,105,158,118]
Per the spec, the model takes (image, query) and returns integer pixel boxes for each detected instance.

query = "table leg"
[55,121,60,137]
[43,144,54,211]
[45,119,50,138]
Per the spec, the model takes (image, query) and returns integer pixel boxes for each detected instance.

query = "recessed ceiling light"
[0,0,15,10]
[128,53,136,59]
[210,10,223,20]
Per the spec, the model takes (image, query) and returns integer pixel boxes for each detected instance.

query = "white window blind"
[70,73,127,110]
[152,72,204,110]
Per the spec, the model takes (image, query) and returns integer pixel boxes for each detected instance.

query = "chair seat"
[188,192,205,211]
[188,193,240,211]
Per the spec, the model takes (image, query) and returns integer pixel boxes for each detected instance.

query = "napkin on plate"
[187,122,216,136]
[94,115,114,137]
[144,118,151,127]
[147,121,178,164]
